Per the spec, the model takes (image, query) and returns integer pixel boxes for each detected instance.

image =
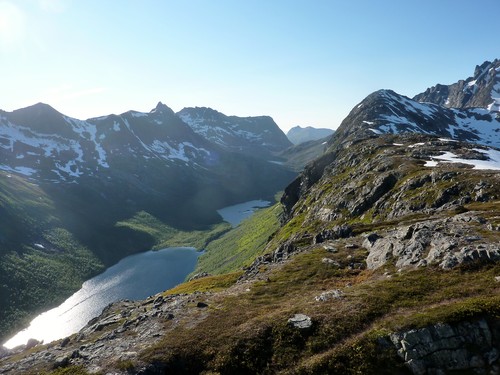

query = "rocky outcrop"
[390,317,500,374]
[281,149,339,222]
[363,213,500,270]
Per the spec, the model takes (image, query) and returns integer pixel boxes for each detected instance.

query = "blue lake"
[3,199,270,348]
[217,199,271,227]
[4,247,200,348]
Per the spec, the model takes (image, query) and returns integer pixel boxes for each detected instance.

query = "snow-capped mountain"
[332,89,500,148]
[329,60,500,150]
[414,59,500,112]
[286,126,334,145]
[0,101,295,229]
[0,102,217,181]
[177,107,292,157]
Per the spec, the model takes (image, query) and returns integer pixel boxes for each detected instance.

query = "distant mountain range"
[286,125,334,145]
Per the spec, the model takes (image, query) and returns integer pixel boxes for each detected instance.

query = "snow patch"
[369,128,382,135]
[487,82,500,112]
[408,142,425,148]
[426,148,500,170]
[424,160,438,167]
[64,117,109,168]
[0,165,37,176]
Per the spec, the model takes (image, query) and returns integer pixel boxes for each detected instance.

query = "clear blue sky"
[1,0,499,131]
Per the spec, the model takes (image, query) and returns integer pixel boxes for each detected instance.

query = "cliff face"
[390,318,500,374]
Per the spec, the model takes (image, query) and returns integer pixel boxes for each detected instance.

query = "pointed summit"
[151,101,174,115]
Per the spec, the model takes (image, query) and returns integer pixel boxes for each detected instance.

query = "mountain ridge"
[414,58,500,111]
[177,106,292,157]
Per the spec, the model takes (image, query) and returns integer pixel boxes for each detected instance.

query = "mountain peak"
[14,102,60,115]
[287,125,334,145]
[151,101,174,115]
[177,106,292,155]
[414,59,500,111]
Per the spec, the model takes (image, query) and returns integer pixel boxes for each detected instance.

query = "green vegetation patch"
[192,204,283,275]
[39,365,91,375]
[0,228,104,342]
[115,210,231,250]
[164,272,242,295]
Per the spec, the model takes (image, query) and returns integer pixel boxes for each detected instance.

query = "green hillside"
[193,203,282,276]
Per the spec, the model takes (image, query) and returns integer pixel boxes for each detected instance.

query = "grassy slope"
[115,211,231,251]
[138,138,500,373]
[192,203,282,276]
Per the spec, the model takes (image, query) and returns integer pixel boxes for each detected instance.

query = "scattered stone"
[26,338,40,350]
[495,276,500,282]
[321,257,340,266]
[487,223,500,231]
[314,289,344,302]
[313,225,353,244]
[52,355,70,369]
[287,314,312,330]
[323,245,338,253]
[465,235,481,242]
[60,337,70,348]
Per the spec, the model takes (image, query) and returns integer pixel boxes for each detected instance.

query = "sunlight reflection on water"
[4,247,199,348]
[4,199,268,349]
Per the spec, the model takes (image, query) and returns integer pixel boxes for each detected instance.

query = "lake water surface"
[4,247,200,349]
[217,199,270,227]
[3,199,270,348]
